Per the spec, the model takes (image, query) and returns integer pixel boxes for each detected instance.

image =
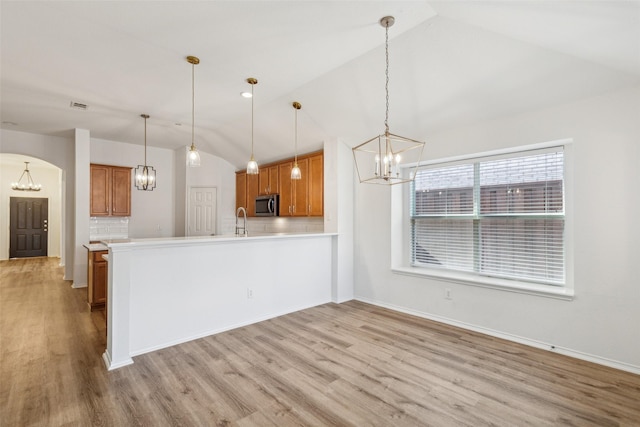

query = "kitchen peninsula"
[101,232,336,370]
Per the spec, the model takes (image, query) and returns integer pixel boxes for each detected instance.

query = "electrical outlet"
[445,288,452,300]
[247,288,253,299]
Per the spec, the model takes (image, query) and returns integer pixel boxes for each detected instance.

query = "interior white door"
[188,187,216,236]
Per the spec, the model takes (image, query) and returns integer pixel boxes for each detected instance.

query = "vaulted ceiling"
[2,1,639,170]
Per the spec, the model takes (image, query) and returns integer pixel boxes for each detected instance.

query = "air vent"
[70,101,88,110]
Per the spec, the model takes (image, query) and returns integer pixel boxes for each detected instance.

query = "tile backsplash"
[220,216,323,236]
[90,217,129,241]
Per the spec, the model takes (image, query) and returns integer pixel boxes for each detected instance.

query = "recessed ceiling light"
[241,92,252,98]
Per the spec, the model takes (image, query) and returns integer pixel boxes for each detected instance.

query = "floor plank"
[2,258,639,426]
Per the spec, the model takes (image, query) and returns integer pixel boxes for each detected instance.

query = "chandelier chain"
[144,115,147,166]
[384,22,390,134]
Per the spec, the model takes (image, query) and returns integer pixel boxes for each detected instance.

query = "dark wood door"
[10,197,48,258]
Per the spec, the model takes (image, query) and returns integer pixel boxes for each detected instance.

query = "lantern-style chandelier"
[186,55,201,167]
[352,16,425,185]
[135,114,157,191]
[11,161,42,191]
[246,77,259,175]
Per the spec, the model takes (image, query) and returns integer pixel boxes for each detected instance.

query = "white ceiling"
[2,1,639,170]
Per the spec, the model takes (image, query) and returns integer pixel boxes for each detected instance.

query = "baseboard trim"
[102,350,133,371]
[355,296,640,376]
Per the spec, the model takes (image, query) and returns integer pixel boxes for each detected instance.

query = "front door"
[188,187,216,236]
[10,197,48,258]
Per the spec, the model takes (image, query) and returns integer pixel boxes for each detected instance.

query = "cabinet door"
[278,162,293,216]
[111,167,131,216]
[308,154,324,216]
[292,159,309,217]
[90,165,110,216]
[93,260,107,304]
[236,172,247,211]
[269,166,279,195]
[258,169,269,195]
[246,173,259,217]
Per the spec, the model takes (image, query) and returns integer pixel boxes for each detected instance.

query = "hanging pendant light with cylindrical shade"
[352,16,425,185]
[246,77,259,175]
[135,114,157,191]
[291,101,302,180]
[186,55,201,167]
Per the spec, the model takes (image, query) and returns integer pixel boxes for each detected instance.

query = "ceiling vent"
[69,101,88,110]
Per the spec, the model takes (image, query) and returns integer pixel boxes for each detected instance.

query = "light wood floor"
[2,258,639,426]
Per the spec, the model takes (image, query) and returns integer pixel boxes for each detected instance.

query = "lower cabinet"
[87,250,107,310]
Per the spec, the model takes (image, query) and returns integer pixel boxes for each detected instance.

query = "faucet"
[235,207,248,236]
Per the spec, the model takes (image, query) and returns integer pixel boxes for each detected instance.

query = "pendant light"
[246,77,259,175]
[291,101,302,180]
[11,162,42,191]
[186,55,201,167]
[135,114,157,191]
[352,16,425,185]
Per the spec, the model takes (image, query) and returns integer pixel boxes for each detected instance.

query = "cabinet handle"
[289,205,292,214]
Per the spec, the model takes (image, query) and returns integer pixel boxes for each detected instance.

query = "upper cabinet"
[236,151,323,217]
[90,164,132,217]
[258,166,279,196]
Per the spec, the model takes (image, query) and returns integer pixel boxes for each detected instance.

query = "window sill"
[391,266,574,300]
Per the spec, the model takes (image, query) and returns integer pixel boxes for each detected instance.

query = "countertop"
[102,232,337,250]
[83,243,108,252]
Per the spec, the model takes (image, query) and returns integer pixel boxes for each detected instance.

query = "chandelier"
[352,16,425,185]
[135,114,157,191]
[11,161,42,191]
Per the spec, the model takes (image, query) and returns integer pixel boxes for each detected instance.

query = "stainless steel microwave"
[255,194,279,216]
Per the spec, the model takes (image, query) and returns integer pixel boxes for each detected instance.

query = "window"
[410,146,565,286]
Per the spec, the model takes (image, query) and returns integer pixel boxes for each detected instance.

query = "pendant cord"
[251,83,254,157]
[191,63,195,148]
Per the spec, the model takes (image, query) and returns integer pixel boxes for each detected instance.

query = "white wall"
[0,157,62,259]
[91,138,176,238]
[354,85,640,372]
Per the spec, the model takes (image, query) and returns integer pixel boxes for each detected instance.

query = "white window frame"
[391,139,574,300]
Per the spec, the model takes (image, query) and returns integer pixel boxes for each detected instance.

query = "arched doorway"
[0,154,63,260]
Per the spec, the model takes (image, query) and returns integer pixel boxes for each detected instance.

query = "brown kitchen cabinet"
[236,171,247,213]
[90,164,132,217]
[279,153,323,217]
[246,172,259,217]
[236,151,323,217]
[279,159,309,217]
[308,153,324,216]
[258,166,279,195]
[87,250,107,310]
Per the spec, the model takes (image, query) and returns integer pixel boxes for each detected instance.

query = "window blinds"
[411,148,565,285]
